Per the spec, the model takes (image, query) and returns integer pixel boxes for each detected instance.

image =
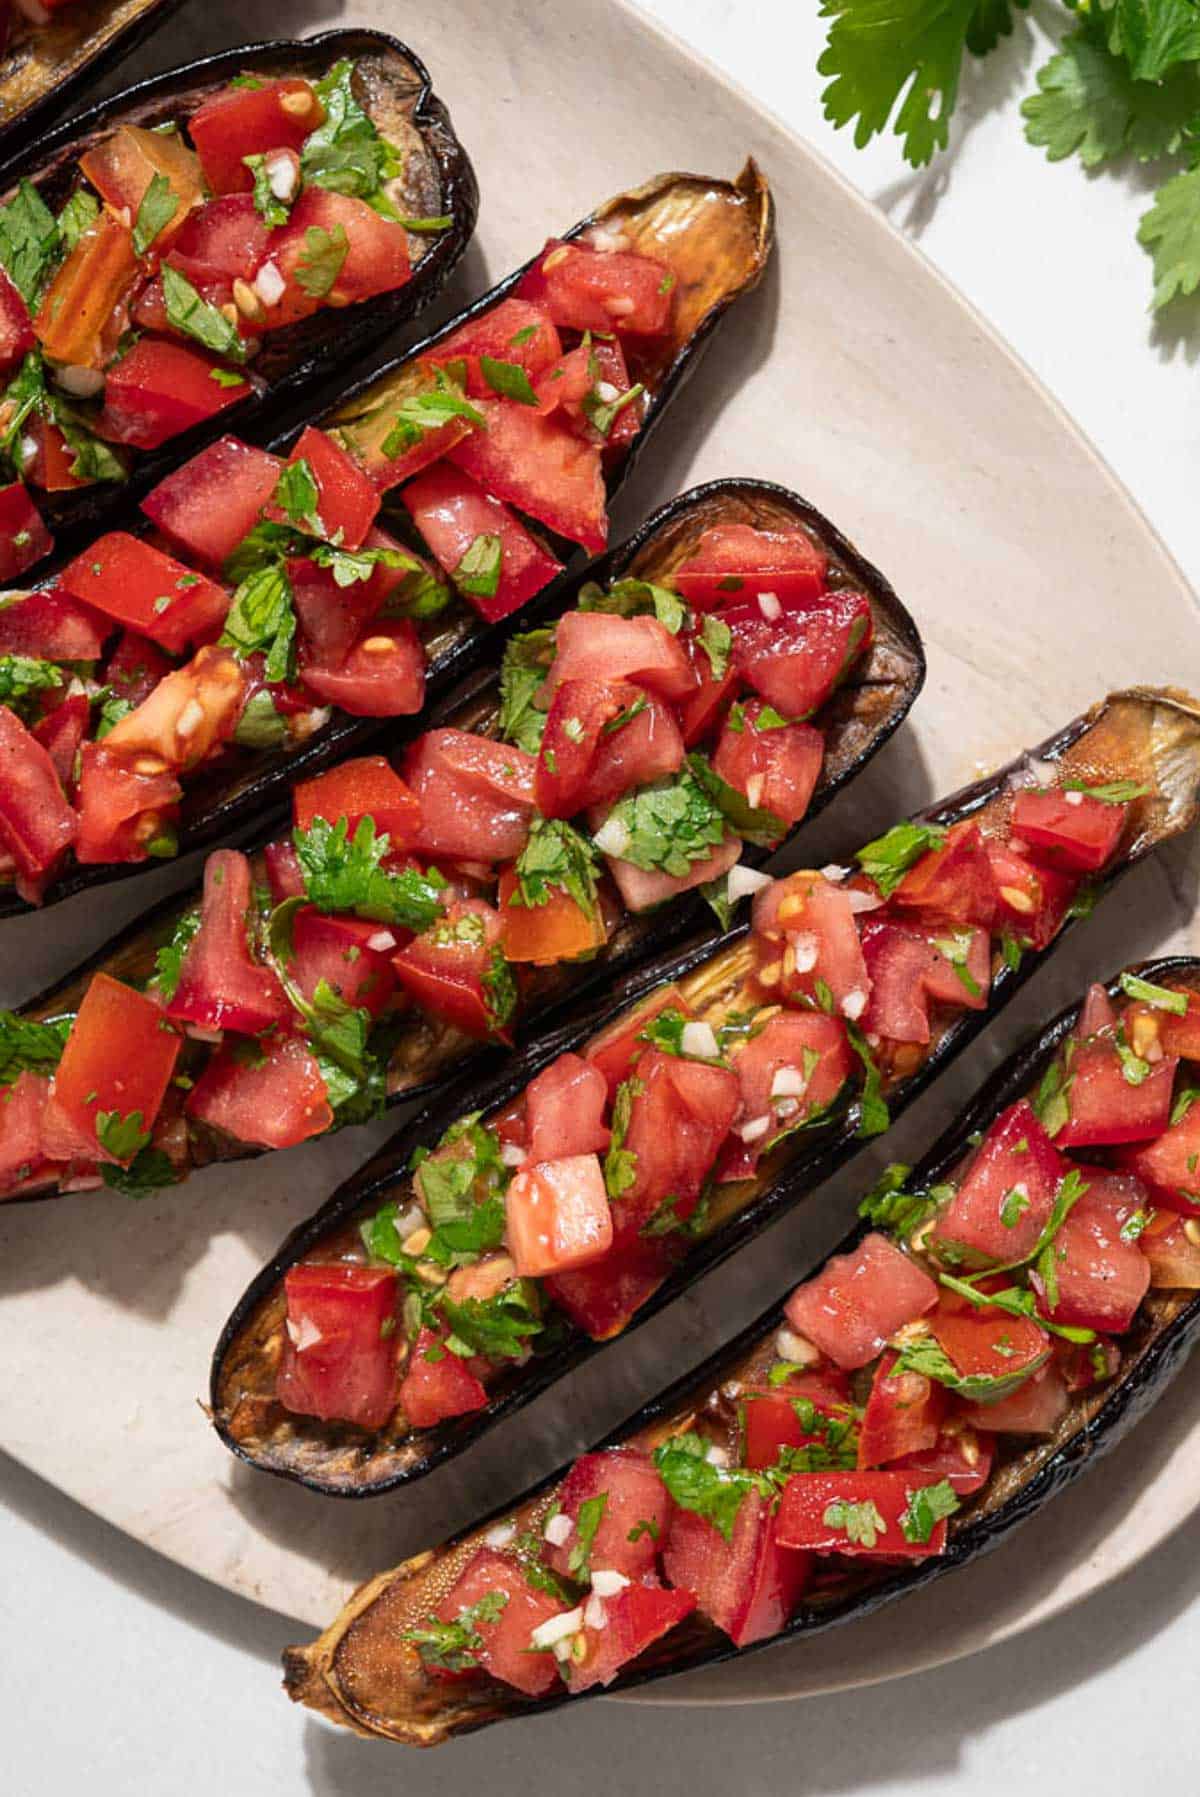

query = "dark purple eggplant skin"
[0,161,774,917]
[0,0,186,160]
[209,690,1200,1499]
[282,957,1200,1742]
[0,27,479,556]
[12,474,924,1185]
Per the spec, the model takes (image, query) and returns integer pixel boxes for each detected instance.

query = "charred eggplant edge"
[211,685,1200,1496]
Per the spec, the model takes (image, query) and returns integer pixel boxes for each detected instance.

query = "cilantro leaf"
[152,909,201,1003]
[899,1478,960,1544]
[686,751,786,848]
[507,815,600,918]
[219,561,296,684]
[603,1076,641,1200]
[597,769,729,875]
[453,533,502,599]
[696,613,732,681]
[244,153,292,229]
[1024,28,1200,170]
[0,179,61,306]
[95,1108,151,1164]
[293,816,446,931]
[651,1432,761,1541]
[402,1591,508,1672]
[578,576,687,634]
[498,629,554,753]
[856,819,946,898]
[102,1145,179,1197]
[823,1496,889,1547]
[57,190,99,252]
[0,654,62,714]
[1140,162,1200,307]
[272,458,322,533]
[846,1019,890,1137]
[0,1011,72,1084]
[379,381,485,457]
[302,59,404,213]
[480,356,539,405]
[439,1279,544,1360]
[567,1493,608,1580]
[1091,0,1200,82]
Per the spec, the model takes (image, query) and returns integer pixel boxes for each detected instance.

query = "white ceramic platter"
[1,0,1199,1712]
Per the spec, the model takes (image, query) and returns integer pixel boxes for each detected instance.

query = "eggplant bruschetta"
[0,29,479,572]
[209,686,1200,1495]
[283,954,1200,1744]
[0,0,182,157]
[0,479,922,1192]
[0,161,774,909]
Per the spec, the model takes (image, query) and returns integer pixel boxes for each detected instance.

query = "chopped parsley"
[0,1011,72,1084]
[899,1478,960,1545]
[1119,972,1189,1015]
[507,816,599,919]
[856,820,946,898]
[597,769,729,875]
[453,533,502,600]
[402,1591,508,1672]
[293,815,447,931]
[822,1497,888,1548]
[498,628,554,754]
[132,173,179,257]
[151,908,201,1003]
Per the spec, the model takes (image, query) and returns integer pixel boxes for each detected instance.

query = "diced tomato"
[169,194,271,284]
[263,837,305,904]
[287,535,388,669]
[1056,1036,1178,1149]
[74,742,181,864]
[1118,1099,1200,1215]
[265,188,411,328]
[275,1263,398,1429]
[669,523,828,612]
[927,1300,1051,1402]
[340,361,475,492]
[931,1101,1069,1266]
[523,1053,611,1162]
[293,756,420,849]
[289,906,398,1018]
[0,484,52,580]
[0,267,33,377]
[433,1549,565,1696]
[299,619,425,717]
[0,706,76,892]
[676,624,740,746]
[619,1050,740,1228]
[426,296,562,398]
[986,841,1077,951]
[80,124,203,252]
[0,1072,51,1198]
[1028,1169,1151,1332]
[498,866,607,965]
[167,849,289,1034]
[264,426,379,551]
[186,1029,331,1148]
[892,823,997,929]
[535,677,627,819]
[1141,1210,1200,1288]
[858,1349,947,1468]
[32,692,89,788]
[403,729,536,862]
[739,1377,851,1472]
[571,1582,695,1692]
[105,645,245,771]
[891,1425,995,1496]
[1074,982,1118,1040]
[1157,991,1200,1061]
[752,870,871,1018]
[34,211,138,368]
[505,1153,612,1277]
[712,704,823,831]
[403,460,564,624]
[45,973,181,1163]
[520,238,675,336]
[102,631,172,708]
[664,1488,813,1643]
[584,984,693,1098]
[142,436,282,570]
[95,337,249,450]
[0,584,106,660]
[1010,787,1126,873]
[448,397,607,553]
[61,532,229,653]
[392,899,510,1040]
[776,1471,950,1558]
[605,832,741,915]
[189,76,324,194]
[543,1449,672,1582]
[546,610,695,705]
[398,1326,489,1431]
[859,918,991,1046]
[22,415,89,493]
[784,1233,939,1370]
[724,587,873,719]
[544,1229,675,1340]
[533,336,642,452]
[731,1010,853,1138]
[958,1362,1069,1436]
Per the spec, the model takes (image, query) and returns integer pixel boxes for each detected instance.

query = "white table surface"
[4,3,1200,1792]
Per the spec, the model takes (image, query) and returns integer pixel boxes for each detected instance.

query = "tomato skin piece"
[724,586,873,718]
[398,1327,489,1431]
[403,729,536,863]
[859,918,990,1046]
[32,692,89,789]
[663,1489,813,1645]
[584,983,693,1099]
[621,1049,741,1227]
[299,619,425,718]
[265,426,379,551]
[603,834,742,915]
[142,435,282,573]
[95,336,249,450]
[61,532,230,653]
[986,842,1076,950]
[391,898,509,1040]
[0,583,106,660]
[47,972,182,1163]
[432,1548,566,1696]
[891,1426,994,1496]
[533,336,642,451]
[931,1100,1069,1267]
[1029,1170,1151,1333]
[426,296,562,398]
[0,266,33,378]
[293,756,420,847]
[676,624,740,745]
[447,396,608,554]
[546,610,696,705]
[524,1052,611,1162]
[169,194,270,282]
[505,1152,613,1277]
[731,1009,853,1133]
[1141,1211,1200,1288]
[189,76,323,194]
[520,238,675,336]
[403,459,565,624]
[34,211,138,368]
[892,823,998,930]
[0,706,76,889]
[928,1301,1051,1402]
[544,1228,675,1340]
[857,1349,947,1468]
[287,526,407,668]
[784,1233,939,1371]
[497,866,607,966]
[74,741,181,864]
[536,677,681,819]
[0,483,53,580]
[276,1263,399,1429]
[185,1029,332,1149]
[1155,991,1200,1061]
[712,703,824,831]
[0,1072,52,1198]
[1118,1099,1200,1215]
[167,848,290,1034]
[543,1448,672,1582]
[263,836,305,905]
[776,1470,950,1558]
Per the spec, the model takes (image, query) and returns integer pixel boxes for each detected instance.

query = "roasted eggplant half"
[282,953,1200,1746]
[0,159,774,912]
[209,686,1200,1496]
[0,0,183,157]
[0,28,479,564]
[1,475,922,1199]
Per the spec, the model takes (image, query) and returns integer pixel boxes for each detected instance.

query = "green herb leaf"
[499,629,555,754]
[402,1591,508,1672]
[598,769,730,875]
[1023,28,1200,173]
[219,560,296,684]
[696,613,732,681]
[686,751,786,849]
[0,179,61,306]
[508,815,600,919]
[846,1019,890,1138]
[161,263,248,363]
[132,172,180,257]
[652,1432,762,1541]
[101,1145,178,1197]
[567,1493,608,1580]
[578,576,687,635]
[479,355,540,405]
[0,1011,72,1084]
[1059,777,1150,804]
[580,379,643,438]
[293,815,447,931]
[603,1076,642,1200]
[302,59,404,213]
[823,1496,888,1548]
[272,458,322,533]
[1119,971,1189,1015]
[0,653,62,713]
[95,1107,151,1163]
[243,153,292,229]
[439,1279,544,1360]
[152,909,201,1003]
[294,223,349,298]
[57,190,99,253]
[899,1477,960,1544]
[379,380,485,457]
[856,820,946,898]
[453,532,502,599]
